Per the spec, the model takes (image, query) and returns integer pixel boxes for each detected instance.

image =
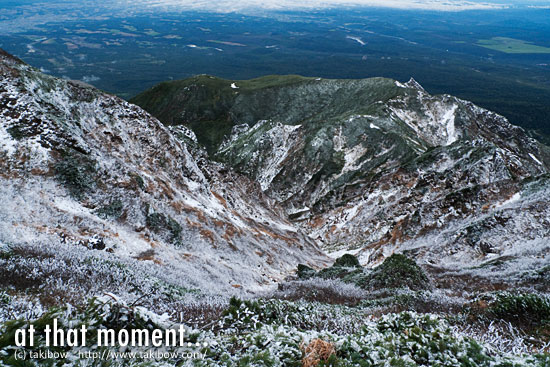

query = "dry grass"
[301,339,336,367]
[271,279,366,306]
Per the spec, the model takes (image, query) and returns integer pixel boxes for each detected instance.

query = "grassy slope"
[131,75,315,154]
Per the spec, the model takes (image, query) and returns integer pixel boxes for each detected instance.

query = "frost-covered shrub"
[358,288,466,317]
[220,297,367,335]
[363,254,430,291]
[54,148,97,199]
[220,297,267,331]
[462,291,550,354]
[338,312,494,367]
[0,295,193,366]
[453,317,550,356]
[0,242,203,313]
[196,311,543,367]
[2,293,546,367]
[0,293,44,324]
[195,324,305,367]
[173,300,227,329]
[476,291,550,328]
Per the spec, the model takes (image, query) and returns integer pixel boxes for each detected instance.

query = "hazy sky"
[1,0,548,35]
[120,0,511,11]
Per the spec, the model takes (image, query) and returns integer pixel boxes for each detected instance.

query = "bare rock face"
[0,49,329,300]
[133,73,550,285]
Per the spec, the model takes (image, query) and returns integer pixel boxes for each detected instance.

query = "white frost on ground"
[495,192,521,209]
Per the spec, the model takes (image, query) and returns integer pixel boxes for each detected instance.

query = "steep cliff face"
[0,50,328,303]
[133,74,550,283]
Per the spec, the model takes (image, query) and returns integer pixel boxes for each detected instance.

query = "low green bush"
[333,254,361,268]
[364,254,430,291]
[145,211,182,244]
[296,264,316,280]
[54,149,97,199]
[296,253,430,291]
[485,292,550,327]
[95,199,124,219]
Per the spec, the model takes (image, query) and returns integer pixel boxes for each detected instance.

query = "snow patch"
[390,102,459,146]
[529,153,543,166]
[327,247,362,259]
[0,125,17,156]
[495,192,521,209]
[443,104,458,145]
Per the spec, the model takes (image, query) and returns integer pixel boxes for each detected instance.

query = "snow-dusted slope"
[0,49,328,302]
[300,81,550,281]
[134,72,550,284]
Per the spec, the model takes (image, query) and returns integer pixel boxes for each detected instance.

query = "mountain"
[133,74,550,288]
[0,49,329,310]
[2,50,550,366]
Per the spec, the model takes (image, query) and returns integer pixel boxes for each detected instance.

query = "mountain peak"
[405,77,426,91]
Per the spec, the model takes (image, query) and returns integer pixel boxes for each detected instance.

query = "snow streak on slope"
[219,121,303,191]
[389,80,461,147]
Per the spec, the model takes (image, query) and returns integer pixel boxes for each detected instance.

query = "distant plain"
[1,1,550,140]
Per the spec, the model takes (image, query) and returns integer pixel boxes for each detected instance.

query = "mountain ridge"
[133,73,550,288]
